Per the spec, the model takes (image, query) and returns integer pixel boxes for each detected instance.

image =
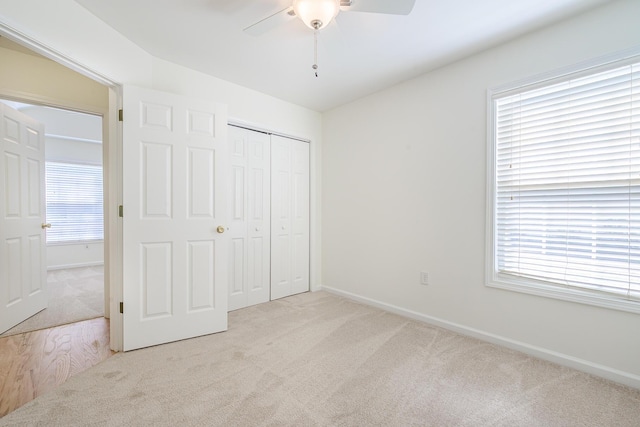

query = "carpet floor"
[1,266,104,337]
[1,291,639,426]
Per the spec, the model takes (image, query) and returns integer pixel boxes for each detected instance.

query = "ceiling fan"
[244,0,416,76]
[244,0,416,35]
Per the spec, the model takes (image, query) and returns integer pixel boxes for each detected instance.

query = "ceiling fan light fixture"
[293,0,340,30]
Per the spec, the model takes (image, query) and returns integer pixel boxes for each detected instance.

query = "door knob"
[216,226,225,234]
[41,223,52,229]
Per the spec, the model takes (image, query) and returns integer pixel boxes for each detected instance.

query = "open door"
[122,86,228,351]
[0,103,47,334]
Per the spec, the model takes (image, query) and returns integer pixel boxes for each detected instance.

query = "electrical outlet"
[420,271,429,285]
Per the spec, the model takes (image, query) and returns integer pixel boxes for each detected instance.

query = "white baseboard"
[47,261,104,271]
[320,285,640,390]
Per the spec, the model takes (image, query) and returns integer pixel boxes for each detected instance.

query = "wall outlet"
[420,271,429,285]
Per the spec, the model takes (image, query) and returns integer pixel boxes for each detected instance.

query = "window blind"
[46,162,104,244]
[494,61,640,300]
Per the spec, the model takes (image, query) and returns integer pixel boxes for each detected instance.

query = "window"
[46,162,104,244]
[487,54,640,313]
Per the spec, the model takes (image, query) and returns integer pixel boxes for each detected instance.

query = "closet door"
[271,135,309,300]
[227,126,271,311]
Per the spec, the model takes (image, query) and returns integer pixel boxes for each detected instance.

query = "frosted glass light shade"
[293,0,340,29]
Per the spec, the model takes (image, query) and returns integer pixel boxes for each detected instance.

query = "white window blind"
[46,162,104,244]
[492,60,640,305]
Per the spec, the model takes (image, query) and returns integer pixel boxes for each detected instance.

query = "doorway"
[0,34,113,342]
[0,100,106,336]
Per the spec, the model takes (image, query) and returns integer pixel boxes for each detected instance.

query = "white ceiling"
[74,0,610,112]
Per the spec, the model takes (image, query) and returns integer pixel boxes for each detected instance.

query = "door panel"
[122,86,228,351]
[188,240,216,311]
[270,139,292,299]
[270,135,309,300]
[0,104,47,334]
[227,126,270,311]
[292,142,310,294]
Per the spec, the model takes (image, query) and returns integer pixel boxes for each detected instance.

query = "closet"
[227,126,309,311]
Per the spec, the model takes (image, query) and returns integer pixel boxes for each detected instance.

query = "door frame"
[0,24,124,351]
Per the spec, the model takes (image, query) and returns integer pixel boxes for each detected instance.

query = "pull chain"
[312,29,318,77]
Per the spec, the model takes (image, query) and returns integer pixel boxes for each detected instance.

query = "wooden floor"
[0,317,113,417]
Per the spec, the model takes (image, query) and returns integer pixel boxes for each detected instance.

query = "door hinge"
[120,302,124,314]
[118,205,123,218]
[118,109,123,122]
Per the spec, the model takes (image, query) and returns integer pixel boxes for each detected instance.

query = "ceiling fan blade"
[341,0,416,15]
[244,6,296,36]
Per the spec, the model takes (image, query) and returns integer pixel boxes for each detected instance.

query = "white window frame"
[45,160,104,245]
[486,47,640,314]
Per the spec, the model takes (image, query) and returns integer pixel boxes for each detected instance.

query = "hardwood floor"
[0,317,113,417]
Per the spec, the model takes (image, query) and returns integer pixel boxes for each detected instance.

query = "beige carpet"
[0,266,104,337]
[2,291,639,426]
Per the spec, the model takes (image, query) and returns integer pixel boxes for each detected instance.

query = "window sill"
[47,240,104,247]
[487,273,640,315]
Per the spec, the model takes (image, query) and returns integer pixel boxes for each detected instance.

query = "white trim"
[228,118,311,143]
[488,274,640,314]
[107,86,123,349]
[47,240,104,247]
[0,89,107,117]
[321,285,640,390]
[47,261,104,271]
[46,133,102,145]
[0,22,114,88]
[490,44,640,96]
[485,87,498,301]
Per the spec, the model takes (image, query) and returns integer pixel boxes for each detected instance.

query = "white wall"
[322,0,640,387]
[47,243,103,270]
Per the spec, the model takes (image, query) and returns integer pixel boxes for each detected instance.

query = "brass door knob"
[41,223,52,229]
[216,226,225,234]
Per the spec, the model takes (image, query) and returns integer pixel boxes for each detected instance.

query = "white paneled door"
[0,103,47,334]
[271,135,309,300]
[227,126,271,311]
[122,86,228,351]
